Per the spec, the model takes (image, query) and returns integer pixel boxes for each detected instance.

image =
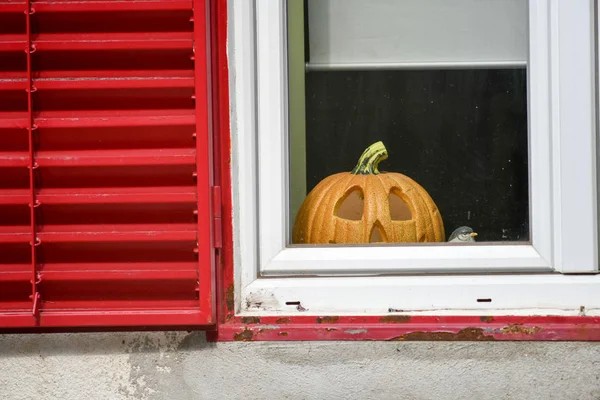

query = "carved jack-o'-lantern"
[292,141,445,244]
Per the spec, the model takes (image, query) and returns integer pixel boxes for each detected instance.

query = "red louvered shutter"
[0,0,216,328]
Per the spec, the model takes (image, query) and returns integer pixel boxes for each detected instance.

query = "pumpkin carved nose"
[369,223,386,243]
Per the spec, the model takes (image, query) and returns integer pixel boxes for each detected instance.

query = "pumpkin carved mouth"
[292,141,444,245]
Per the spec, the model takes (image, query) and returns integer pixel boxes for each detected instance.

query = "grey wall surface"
[0,332,599,400]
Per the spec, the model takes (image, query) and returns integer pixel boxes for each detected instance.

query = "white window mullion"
[527,0,553,265]
[550,0,598,273]
[256,0,289,270]
[231,0,260,294]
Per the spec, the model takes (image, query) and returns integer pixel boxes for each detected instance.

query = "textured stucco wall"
[0,332,599,400]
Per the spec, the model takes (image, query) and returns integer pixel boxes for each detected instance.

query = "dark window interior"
[304,69,529,242]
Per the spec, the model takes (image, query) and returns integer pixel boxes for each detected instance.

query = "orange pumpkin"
[292,141,445,244]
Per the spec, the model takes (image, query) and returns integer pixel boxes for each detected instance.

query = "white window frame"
[230,0,599,316]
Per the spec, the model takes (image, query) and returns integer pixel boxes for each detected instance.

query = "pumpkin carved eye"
[388,189,412,221]
[335,188,364,221]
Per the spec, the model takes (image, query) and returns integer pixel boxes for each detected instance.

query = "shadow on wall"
[0,331,212,357]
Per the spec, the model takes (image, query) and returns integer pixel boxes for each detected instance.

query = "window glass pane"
[288,0,529,245]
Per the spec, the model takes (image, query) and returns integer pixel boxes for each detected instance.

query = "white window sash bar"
[549,0,598,273]
[242,274,600,315]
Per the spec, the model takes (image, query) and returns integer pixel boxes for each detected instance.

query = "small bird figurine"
[448,226,478,243]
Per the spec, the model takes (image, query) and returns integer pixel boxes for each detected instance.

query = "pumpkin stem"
[351,141,388,175]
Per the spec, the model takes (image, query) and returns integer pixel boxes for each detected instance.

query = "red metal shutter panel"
[0,0,215,329]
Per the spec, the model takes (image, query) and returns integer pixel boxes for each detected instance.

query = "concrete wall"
[1,332,599,399]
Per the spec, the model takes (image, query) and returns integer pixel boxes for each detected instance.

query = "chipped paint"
[241,316,260,324]
[345,329,368,335]
[482,324,543,336]
[315,316,339,324]
[225,284,234,312]
[217,316,600,341]
[244,290,280,311]
[233,325,280,341]
[296,304,308,312]
[233,329,254,341]
[391,328,495,341]
[379,315,412,323]
[499,324,542,335]
[255,325,279,330]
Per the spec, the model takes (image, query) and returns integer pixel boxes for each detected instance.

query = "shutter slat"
[35,110,194,128]
[0,80,25,91]
[3,262,198,281]
[0,310,205,328]
[0,111,198,129]
[42,270,197,281]
[32,1,192,12]
[0,265,30,281]
[0,152,29,167]
[0,74,195,90]
[40,186,197,204]
[0,113,28,129]
[36,148,196,167]
[0,186,196,205]
[35,70,195,79]
[36,77,195,90]
[0,35,25,51]
[1,71,194,90]
[0,189,29,205]
[40,301,200,309]
[0,3,24,13]
[41,262,198,280]
[0,224,197,243]
[38,223,197,242]
[0,33,192,51]
[0,227,30,243]
[34,32,193,51]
